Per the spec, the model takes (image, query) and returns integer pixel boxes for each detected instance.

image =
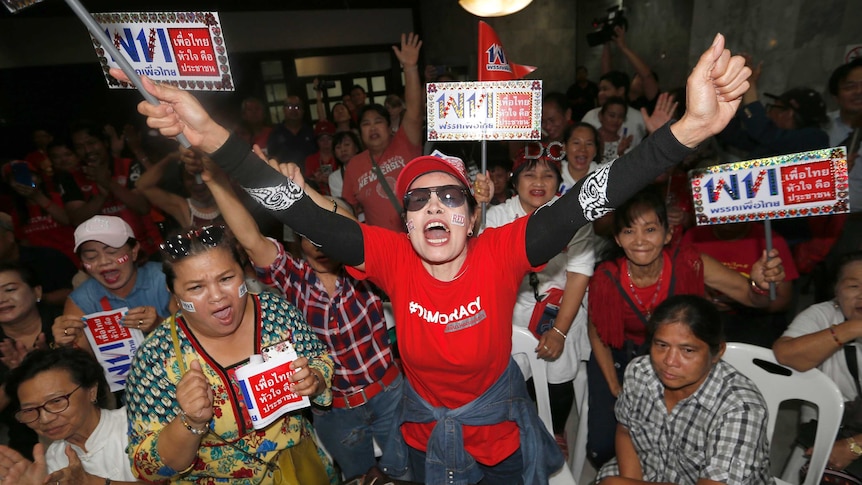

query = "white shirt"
[46,407,137,481]
[485,196,595,382]
[581,106,646,149]
[328,169,344,199]
[782,301,862,402]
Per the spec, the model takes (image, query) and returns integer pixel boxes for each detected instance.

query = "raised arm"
[393,33,424,147]
[525,33,750,266]
[136,152,189,227]
[112,69,366,269]
[612,27,659,102]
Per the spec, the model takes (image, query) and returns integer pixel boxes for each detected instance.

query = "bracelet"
[830,325,843,347]
[330,198,338,213]
[749,278,768,296]
[178,410,209,436]
[551,327,567,339]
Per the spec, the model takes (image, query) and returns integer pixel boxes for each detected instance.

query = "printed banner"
[477,21,536,82]
[236,346,309,430]
[2,0,43,13]
[689,147,849,225]
[91,11,234,91]
[426,80,542,142]
[82,307,144,393]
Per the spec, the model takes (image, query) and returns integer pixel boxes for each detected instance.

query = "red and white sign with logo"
[91,11,234,91]
[82,307,144,393]
[689,147,850,225]
[426,80,542,142]
[235,349,310,430]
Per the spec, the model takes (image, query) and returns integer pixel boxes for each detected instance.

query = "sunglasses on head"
[160,225,227,260]
[403,185,470,212]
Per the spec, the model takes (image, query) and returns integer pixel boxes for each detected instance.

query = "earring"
[36,298,41,303]
[468,230,474,237]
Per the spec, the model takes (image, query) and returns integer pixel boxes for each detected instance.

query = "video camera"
[586,6,628,47]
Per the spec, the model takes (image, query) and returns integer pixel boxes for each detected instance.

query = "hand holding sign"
[751,248,785,290]
[672,33,751,148]
[110,68,230,154]
[288,356,323,397]
[177,359,214,427]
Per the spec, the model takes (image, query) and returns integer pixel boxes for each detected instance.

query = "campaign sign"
[82,307,145,393]
[689,147,849,226]
[90,11,234,91]
[235,351,309,430]
[426,80,542,141]
[2,0,43,13]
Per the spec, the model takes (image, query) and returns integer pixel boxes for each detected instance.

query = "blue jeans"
[407,446,524,485]
[312,373,404,479]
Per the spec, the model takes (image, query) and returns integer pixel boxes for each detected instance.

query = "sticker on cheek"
[238,282,248,298]
[116,254,130,265]
[406,219,415,233]
[82,263,93,271]
[451,213,466,227]
[179,299,196,313]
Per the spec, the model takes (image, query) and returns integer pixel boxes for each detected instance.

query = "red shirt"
[303,152,339,196]
[11,195,77,264]
[347,217,540,465]
[342,128,420,232]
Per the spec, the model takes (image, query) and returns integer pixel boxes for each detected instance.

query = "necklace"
[626,260,664,320]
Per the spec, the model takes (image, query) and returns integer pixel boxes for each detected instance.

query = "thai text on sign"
[82,307,145,393]
[235,349,309,430]
[426,80,542,141]
[689,147,849,225]
[91,11,234,91]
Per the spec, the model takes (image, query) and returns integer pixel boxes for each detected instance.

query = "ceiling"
[1,0,411,18]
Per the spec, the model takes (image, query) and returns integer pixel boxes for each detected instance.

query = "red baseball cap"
[314,120,336,138]
[395,152,473,201]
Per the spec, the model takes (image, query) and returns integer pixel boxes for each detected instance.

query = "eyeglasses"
[160,225,227,260]
[403,185,470,212]
[15,386,81,423]
[284,104,302,110]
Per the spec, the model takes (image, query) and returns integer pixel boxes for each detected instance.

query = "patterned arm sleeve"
[210,134,364,266]
[525,123,693,266]
[125,338,195,481]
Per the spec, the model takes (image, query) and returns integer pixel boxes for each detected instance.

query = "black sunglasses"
[403,185,470,212]
[160,225,227,260]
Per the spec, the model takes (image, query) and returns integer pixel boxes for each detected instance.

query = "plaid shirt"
[597,356,775,485]
[255,239,393,394]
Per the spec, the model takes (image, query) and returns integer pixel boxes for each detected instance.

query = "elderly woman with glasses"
[0,347,141,485]
[120,33,756,485]
[122,225,335,484]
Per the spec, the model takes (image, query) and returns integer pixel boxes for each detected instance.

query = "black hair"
[332,130,363,161]
[75,237,138,258]
[487,157,513,173]
[834,251,862,287]
[357,104,391,127]
[647,295,724,356]
[161,228,244,293]
[563,122,602,163]
[600,96,628,117]
[613,187,669,236]
[350,85,367,94]
[6,347,112,410]
[600,71,631,100]
[828,58,862,96]
[68,120,111,149]
[0,262,40,289]
[543,92,570,115]
[512,157,562,187]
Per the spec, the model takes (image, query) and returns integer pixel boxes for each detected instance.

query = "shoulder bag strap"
[170,315,187,376]
[602,267,650,326]
[369,153,404,217]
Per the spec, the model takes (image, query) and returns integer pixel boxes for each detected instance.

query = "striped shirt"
[255,238,393,394]
[598,356,775,485]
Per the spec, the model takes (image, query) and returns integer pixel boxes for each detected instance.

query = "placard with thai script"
[90,11,234,91]
[2,0,44,13]
[689,147,849,225]
[426,80,542,141]
[82,307,145,393]
[235,350,309,430]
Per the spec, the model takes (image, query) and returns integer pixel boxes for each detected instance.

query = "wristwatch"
[847,437,862,456]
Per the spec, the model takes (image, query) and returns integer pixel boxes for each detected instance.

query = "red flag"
[477,21,536,81]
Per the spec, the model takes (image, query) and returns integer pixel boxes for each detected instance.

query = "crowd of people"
[0,25,859,485]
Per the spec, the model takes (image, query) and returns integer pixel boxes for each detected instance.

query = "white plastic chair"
[722,343,844,485]
[569,360,589,481]
[511,325,578,485]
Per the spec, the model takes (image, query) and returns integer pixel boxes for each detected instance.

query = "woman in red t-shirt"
[586,188,784,467]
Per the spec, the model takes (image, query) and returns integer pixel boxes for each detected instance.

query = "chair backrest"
[722,342,844,485]
[511,325,578,485]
